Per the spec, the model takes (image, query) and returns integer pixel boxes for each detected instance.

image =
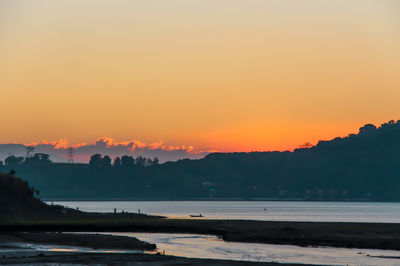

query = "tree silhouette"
[298,142,313,149]
[25,153,51,165]
[359,124,378,136]
[152,157,159,165]
[101,155,112,168]
[113,157,121,167]
[4,156,24,167]
[89,154,102,168]
[135,156,146,167]
[121,155,134,168]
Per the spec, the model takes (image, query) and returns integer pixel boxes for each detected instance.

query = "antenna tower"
[67,147,75,163]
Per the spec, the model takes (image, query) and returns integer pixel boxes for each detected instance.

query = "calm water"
[106,232,400,266]
[43,201,400,264]
[51,200,400,223]
[4,233,400,265]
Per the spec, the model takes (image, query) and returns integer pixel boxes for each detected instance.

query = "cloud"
[0,137,211,163]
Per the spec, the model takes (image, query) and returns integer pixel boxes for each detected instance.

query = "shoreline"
[2,213,400,265]
[0,252,305,265]
[1,232,156,250]
[0,232,306,265]
[2,212,400,251]
[43,198,385,202]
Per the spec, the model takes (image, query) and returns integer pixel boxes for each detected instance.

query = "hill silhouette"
[1,120,399,201]
[0,172,46,214]
[0,172,79,218]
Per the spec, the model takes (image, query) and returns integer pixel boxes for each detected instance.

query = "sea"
[46,200,400,265]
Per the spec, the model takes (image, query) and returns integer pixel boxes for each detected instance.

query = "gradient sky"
[0,0,399,153]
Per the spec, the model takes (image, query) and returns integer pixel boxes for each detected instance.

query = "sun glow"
[1,0,399,152]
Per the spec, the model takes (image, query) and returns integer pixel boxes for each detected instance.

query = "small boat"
[189,214,204,217]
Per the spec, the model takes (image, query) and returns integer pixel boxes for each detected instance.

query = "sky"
[0,138,207,163]
[0,0,399,159]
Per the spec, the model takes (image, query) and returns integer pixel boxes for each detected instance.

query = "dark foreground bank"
[0,232,156,250]
[0,252,305,265]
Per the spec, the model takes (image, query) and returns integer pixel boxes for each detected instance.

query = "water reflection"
[3,232,400,265]
[4,242,143,255]
[51,201,400,223]
[105,232,400,266]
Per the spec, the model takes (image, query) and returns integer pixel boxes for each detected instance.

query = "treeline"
[1,153,51,168]
[0,153,159,169]
[89,154,159,168]
[1,120,400,201]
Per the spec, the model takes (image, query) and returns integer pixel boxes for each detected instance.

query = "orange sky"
[0,0,399,153]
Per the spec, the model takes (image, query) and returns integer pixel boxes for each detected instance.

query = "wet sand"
[0,233,305,265]
[3,214,400,250]
[2,212,400,265]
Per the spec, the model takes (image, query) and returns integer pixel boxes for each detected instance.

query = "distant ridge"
[1,120,400,201]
